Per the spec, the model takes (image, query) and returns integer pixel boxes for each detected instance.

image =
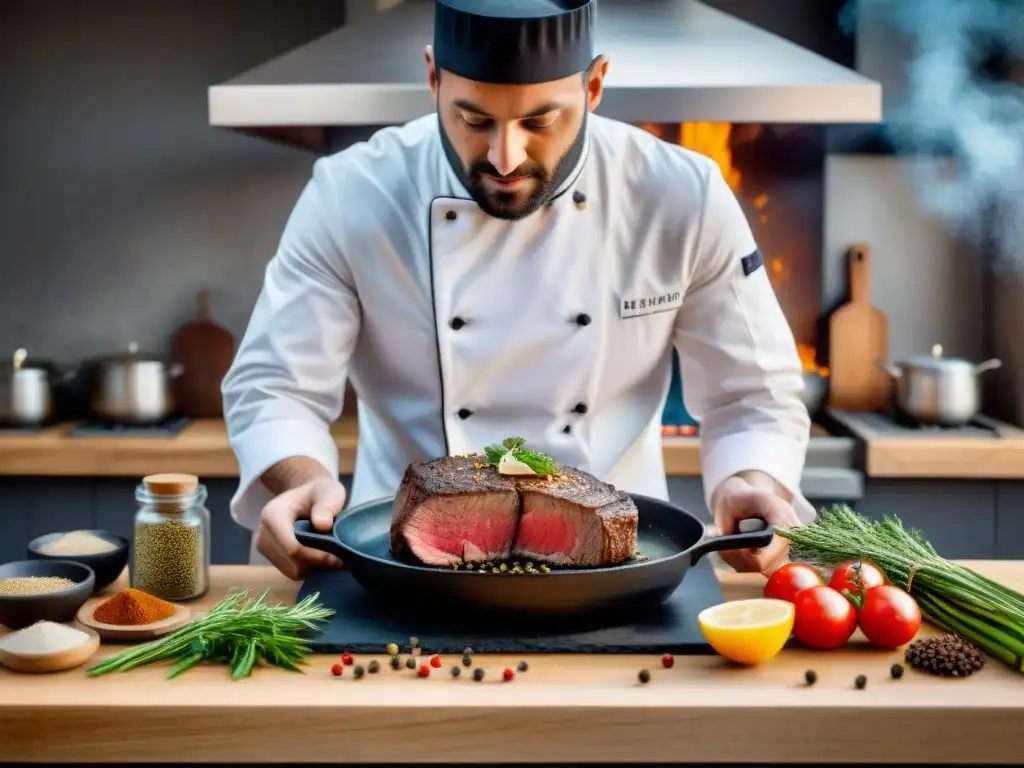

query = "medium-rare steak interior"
[390,446,639,569]
[511,467,638,567]
[390,456,520,567]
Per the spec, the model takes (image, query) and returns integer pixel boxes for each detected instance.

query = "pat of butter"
[497,453,537,475]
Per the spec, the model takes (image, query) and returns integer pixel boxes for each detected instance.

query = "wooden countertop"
[866,437,1024,479]
[2,414,1023,481]
[0,417,703,478]
[825,410,1024,480]
[1,563,1021,763]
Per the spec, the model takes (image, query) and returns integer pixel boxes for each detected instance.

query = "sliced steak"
[511,467,639,567]
[390,455,519,566]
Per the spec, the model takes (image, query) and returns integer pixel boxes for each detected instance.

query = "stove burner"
[889,409,973,431]
[822,408,1017,440]
[67,414,191,438]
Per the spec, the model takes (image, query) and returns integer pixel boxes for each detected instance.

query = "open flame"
[638,122,827,377]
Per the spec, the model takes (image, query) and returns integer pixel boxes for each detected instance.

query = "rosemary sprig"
[484,436,561,475]
[86,589,334,680]
[775,504,1024,672]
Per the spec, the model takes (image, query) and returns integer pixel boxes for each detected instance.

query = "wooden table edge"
[1,702,1020,763]
[1,563,1022,763]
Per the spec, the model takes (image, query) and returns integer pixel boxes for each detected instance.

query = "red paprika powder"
[93,587,176,626]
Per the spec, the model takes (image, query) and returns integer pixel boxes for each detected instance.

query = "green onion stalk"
[87,589,334,680]
[774,504,1024,673]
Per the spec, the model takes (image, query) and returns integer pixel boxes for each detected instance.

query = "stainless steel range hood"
[209,0,881,150]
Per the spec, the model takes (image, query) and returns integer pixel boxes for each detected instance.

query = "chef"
[222,0,814,580]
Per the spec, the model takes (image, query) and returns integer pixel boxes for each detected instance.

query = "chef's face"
[426,48,608,220]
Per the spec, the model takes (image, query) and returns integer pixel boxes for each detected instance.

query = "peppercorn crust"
[389,456,639,568]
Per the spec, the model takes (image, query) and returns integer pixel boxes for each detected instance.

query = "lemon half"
[697,598,795,665]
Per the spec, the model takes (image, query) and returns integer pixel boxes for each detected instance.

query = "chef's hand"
[256,477,346,580]
[710,472,801,575]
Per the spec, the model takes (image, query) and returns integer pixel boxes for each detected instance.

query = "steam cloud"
[846,0,1024,274]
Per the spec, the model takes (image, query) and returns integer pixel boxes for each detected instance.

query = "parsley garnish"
[484,436,561,476]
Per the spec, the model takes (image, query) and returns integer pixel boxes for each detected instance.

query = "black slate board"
[297,559,723,654]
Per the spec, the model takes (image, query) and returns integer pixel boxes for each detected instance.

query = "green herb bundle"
[87,589,334,680]
[484,436,561,475]
[775,504,1024,672]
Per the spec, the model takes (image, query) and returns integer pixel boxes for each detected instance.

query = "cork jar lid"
[143,473,199,496]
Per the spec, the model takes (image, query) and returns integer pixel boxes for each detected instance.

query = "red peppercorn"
[430,655,442,668]
[341,652,354,666]
[331,663,343,676]
[662,654,674,669]
[503,668,514,682]
[418,664,431,678]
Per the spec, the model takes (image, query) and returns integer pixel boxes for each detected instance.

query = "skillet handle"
[293,520,345,559]
[689,518,774,566]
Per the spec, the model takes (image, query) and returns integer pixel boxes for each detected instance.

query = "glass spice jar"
[131,473,211,601]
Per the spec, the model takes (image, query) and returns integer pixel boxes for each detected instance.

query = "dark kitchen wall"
[0,0,855,367]
[0,0,348,364]
[0,0,994,395]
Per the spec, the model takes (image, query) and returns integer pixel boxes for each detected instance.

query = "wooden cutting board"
[827,243,892,411]
[170,290,235,418]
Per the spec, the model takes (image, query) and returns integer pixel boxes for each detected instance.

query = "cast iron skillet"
[295,493,773,618]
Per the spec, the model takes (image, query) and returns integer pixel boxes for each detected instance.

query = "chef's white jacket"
[223,113,815,538]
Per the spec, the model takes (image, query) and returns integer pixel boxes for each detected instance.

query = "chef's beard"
[439,113,588,221]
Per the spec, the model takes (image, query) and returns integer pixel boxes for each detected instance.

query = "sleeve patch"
[741,248,764,277]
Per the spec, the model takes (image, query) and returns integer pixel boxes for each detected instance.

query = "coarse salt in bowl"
[0,560,95,630]
[0,620,92,655]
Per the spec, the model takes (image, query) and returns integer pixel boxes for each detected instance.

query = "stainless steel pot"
[875,344,1002,426]
[84,343,184,424]
[0,349,55,426]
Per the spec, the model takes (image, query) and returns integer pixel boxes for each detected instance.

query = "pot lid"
[903,344,975,371]
[88,342,168,365]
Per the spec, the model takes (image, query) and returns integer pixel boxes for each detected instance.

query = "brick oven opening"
[637,122,828,377]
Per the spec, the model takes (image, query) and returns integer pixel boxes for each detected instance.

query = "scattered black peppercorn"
[473,668,485,681]
[462,654,473,667]
[368,660,380,674]
[406,657,417,670]
[890,663,904,679]
[451,666,461,678]
[855,675,867,689]
[905,634,986,677]
[638,669,651,684]
[390,656,401,670]
[517,661,528,673]
[804,669,817,685]
[354,664,365,679]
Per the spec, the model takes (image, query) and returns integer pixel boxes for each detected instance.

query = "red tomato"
[764,562,824,603]
[792,586,858,650]
[829,560,886,597]
[857,585,922,649]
